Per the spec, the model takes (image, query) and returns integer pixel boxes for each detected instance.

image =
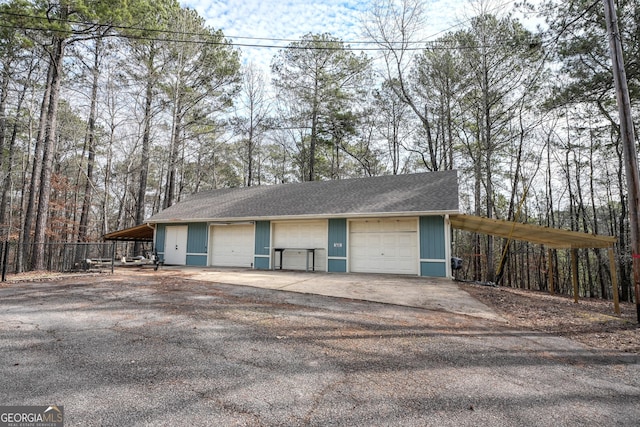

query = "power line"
[0,24,547,53]
[0,9,384,44]
[0,8,465,45]
[0,9,550,52]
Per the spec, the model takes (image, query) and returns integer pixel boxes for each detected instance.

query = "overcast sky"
[177,0,530,71]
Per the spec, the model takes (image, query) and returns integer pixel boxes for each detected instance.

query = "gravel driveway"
[1,270,639,426]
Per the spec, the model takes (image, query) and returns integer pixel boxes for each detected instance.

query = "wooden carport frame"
[103,223,155,242]
[449,214,620,314]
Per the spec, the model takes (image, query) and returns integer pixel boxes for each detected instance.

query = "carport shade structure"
[449,214,620,314]
[103,224,154,242]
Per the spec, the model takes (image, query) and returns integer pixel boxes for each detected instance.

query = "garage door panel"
[349,221,370,233]
[273,221,326,271]
[210,225,254,267]
[398,244,414,257]
[397,234,416,254]
[350,219,418,275]
[382,234,399,247]
[398,222,416,232]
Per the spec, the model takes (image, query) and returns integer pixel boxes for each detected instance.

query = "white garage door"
[273,221,326,271]
[210,224,254,267]
[349,218,418,275]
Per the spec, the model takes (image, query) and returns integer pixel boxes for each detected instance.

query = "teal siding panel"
[187,223,208,253]
[254,221,271,255]
[254,257,270,270]
[421,261,446,277]
[420,216,446,259]
[328,258,347,273]
[186,255,207,266]
[155,224,166,254]
[328,219,347,257]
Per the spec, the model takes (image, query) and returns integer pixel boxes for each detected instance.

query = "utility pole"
[602,0,640,323]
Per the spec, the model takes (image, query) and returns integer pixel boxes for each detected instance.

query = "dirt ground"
[3,269,639,354]
[462,282,640,354]
[4,270,640,425]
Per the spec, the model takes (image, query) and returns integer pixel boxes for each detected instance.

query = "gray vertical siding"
[420,216,445,258]
[187,223,208,253]
[156,223,208,266]
[186,223,208,266]
[328,219,347,257]
[419,216,447,277]
[254,221,271,269]
[155,224,166,261]
[327,218,347,272]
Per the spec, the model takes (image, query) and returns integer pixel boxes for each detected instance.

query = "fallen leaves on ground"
[462,282,640,354]
[3,269,638,354]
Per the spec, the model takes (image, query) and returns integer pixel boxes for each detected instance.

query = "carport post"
[571,249,579,304]
[609,247,620,315]
[111,242,116,274]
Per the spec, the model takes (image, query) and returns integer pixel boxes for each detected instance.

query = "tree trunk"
[20,55,54,272]
[78,38,101,242]
[33,34,66,270]
[309,105,318,182]
[247,105,255,186]
[445,79,454,170]
[164,84,182,209]
[587,127,607,297]
[102,123,114,237]
[482,44,495,283]
[135,48,155,226]
[133,50,156,256]
[0,64,32,240]
[473,139,483,281]
[0,62,9,174]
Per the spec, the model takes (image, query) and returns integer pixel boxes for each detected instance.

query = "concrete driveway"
[1,269,639,426]
[183,267,503,321]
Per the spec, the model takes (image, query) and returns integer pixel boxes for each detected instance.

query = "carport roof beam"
[103,224,155,242]
[449,214,617,249]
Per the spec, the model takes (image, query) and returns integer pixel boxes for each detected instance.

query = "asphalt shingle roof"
[147,170,459,222]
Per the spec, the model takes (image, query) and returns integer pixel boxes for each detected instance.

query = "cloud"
[184,0,365,39]
[181,0,371,70]
[179,0,540,74]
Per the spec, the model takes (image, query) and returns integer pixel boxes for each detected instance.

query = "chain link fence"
[0,242,118,281]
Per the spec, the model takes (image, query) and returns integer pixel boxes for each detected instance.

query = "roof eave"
[146,210,460,224]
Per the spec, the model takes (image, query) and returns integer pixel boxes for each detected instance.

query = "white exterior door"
[164,225,188,265]
[210,224,254,267]
[272,221,326,271]
[349,218,418,275]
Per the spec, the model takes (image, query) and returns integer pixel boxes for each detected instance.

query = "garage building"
[146,170,459,278]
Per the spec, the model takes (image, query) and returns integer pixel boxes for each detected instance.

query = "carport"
[103,224,155,242]
[449,214,620,313]
[102,224,159,268]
